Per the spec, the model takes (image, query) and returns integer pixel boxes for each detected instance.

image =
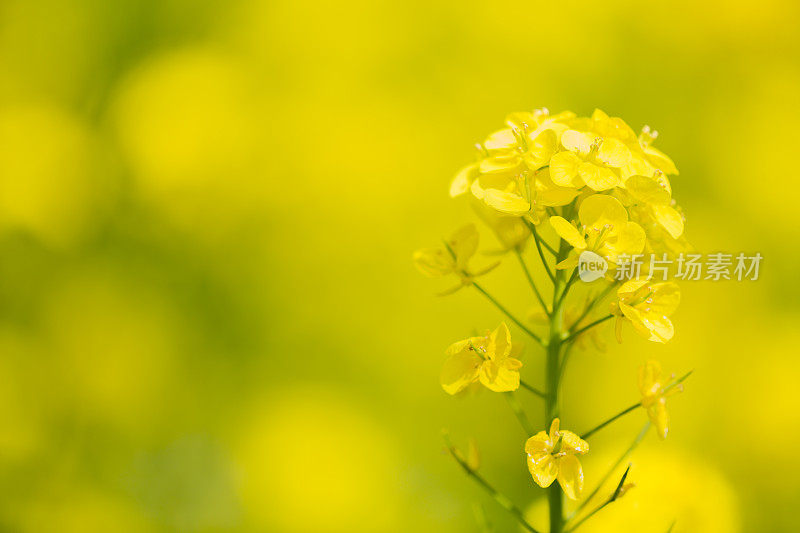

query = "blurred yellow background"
[0,0,798,531]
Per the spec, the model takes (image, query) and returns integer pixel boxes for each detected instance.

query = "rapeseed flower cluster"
[417,109,693,533]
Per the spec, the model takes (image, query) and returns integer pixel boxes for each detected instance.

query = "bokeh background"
[0,0,798,531]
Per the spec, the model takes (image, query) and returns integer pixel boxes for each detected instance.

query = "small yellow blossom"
[639,360,684,439]
[612,279,680,343]
[548,194,646,269]
[413,224,499,295]
[525,418,589,500]
[450,109,579,218]
[550,129,630,191]
[622,172,685,240]
[440,323,523,394]
[637,123,679,176]
[589,109,678,181]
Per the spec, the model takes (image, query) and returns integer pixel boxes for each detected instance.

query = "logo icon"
[578,250,608,282]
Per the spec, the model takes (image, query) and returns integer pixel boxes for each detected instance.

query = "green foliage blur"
[0,0,799,531]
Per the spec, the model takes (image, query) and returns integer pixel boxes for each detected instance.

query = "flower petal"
[479,154,523,174]
[440,350,482,395]
[591,109,638,145]
[534,169,581,207]
[549,151,584,188]
[556,455,585,500]
[579,162,619,191]
[479,360,520,392]
[647,400,670,439]
[596,137,631,168]
[450,163,480,197]
[413,248,454,277]
[448,224,479,269]
[525,129,558,169]
[527,453,558,488]
[602,221,646,262]
[638,359,663,396]
[625,175,671,205]
[622,304,674,343]
[561,129,594,156]
[548,418,561,443]
[644,144,679,175]
[549,216,587,249]
[559,431,589,455]
[483,128,518,153]
[483,189,530,215]
[651,204,684,239]
[618,278,648,296]
[525,431,553,455]
[489,322,512,360]
[650,282,681,316]
[579,194,628,231]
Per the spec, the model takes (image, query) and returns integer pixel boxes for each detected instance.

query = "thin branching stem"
[515,249,551,315]
[524,218,558,257]
[580,370,694,440]
[520,380,546,399]
[562,315,613,344]
[504,392,535,436]
[472,282,545,346]
[472,503,493,533]
[580,402,641,440]
[569,282,617,332]
[555,269,578,310]
[564,466,631,533]
[444,440,542,533]
[570,422,650,520]
[523,219,556,284]
[664,370,694,394]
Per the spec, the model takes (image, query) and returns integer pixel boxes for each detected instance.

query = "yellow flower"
[413,224,499,295]
[637,124,679,176]
[525,418,589,500]
[549,116,633,191]
[450,110,579,218]
[639,360,684,439]
[548,194,646,269]
[622,172,685,240]
[589,109,678,182]
[440,323,523,394]
[612,279,680,343]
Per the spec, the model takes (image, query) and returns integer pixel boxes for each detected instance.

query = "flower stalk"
[546,239,570,533]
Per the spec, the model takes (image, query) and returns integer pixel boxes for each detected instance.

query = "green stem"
[445,443,542,533]
[504,392,535,436]
[555,269,578,310]
[579,371,692,440]
[558,343,575,381]
[570,422,650,520]
[520,380,546,399]
[580,402,641,440]
[564,465,631,533]
[569,283,617,330]
[562,315,613,344]
[546,240,569,533]
[524,219,556,282]
[472,282,545,346]
[515,249,551,315]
